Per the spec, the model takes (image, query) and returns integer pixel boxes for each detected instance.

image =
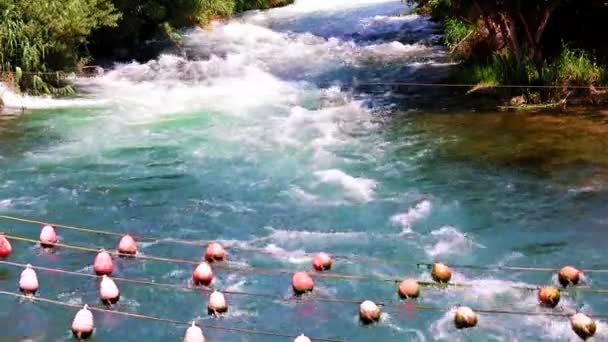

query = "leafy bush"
[542,47,602,86]
[443,18,474,50]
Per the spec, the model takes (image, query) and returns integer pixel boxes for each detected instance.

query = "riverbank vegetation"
[0,0,292,96]
[411,0,608,106]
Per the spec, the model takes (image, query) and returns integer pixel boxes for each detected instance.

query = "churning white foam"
[314,169,377,202]
[0,83,102,110]
[390,199,431,231]
[425,226,482,257]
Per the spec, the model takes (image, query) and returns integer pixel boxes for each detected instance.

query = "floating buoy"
[19,264,39,296]
[312,252,333,271]
[292,272,314,295]
[558,266,581,287]
[184,322,206,342]
[93,249,114,276]
[571,313,596,340]
[0,234,12,259]
[204,242,226,262]
[99,275,120,305]
[454,306,478,329]
[192,262,214,286]
[359,300,381,324]
[538,287,560,308]
[431,262,452,283]
[294,334,312,342]
[398,279,420,299]
[207,290,227,315]
[71,304,94,339]
[39,225,57,248]
[117,235,137,256]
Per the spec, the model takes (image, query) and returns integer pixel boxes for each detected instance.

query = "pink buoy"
[39,225,57,248]
[184,322,206,342]
[192,262,214,286]
[93,249,114,276]
[292,272,314,295]
[117,235,137,256]
[558,266,581,287]
[71,304,94,339]
[204,242,226,262]
[19,264,39,296]
[207,290,227,315]
[312,252,332,272]
[99,275,120,305]
[0,234,12,259]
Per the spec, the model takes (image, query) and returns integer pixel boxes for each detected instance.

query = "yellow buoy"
[571,313,596,340]
[431,263,452,283]
[454,306,478,329]
[537,287,560,308]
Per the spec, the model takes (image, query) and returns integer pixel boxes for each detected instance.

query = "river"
[1,0,607,341]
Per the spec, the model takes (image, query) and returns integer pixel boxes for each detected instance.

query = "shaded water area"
[1,0,608,341]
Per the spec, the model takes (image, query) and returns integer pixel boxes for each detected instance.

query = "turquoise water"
[1,1,608,341]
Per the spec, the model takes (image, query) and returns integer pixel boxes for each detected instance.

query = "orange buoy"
[292,272,314,295]
[294,334,312,342]
[0,234,12,259]
[312,252,333,271]
[558,266,581,287]
[538,287,560,308]
[398,279,420,299]
[184,322,206,342]
[71,304,94,339]
[93,249,114,276]
[454,306,478,329]
[204,242,226,262]
[99,275,120,305]
[359,300,381,324]
[39,225,57,248]
[431,263,452,283]
[207,290,227,315]
[571,313,596,340]
[192,262,214,286]
[19,264,39,296]
[117,235,137,256]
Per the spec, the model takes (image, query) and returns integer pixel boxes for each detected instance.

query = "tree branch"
[535,0,561,44]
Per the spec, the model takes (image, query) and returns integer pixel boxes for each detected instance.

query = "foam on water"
[0,83,102,110]
[390,199,432,232]
[314,169,377,202]
[424,226,482,257]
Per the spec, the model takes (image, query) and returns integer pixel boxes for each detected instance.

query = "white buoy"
[19,264,39,296]
[207,290,227,315]
[99,275,120,304]
[184,322,206,342]
[571,313,596,340]
[454,306,478,329]
[39,225,57,248]
[294,334,312,342]
[359,300,381,324]
[71,304,94,339]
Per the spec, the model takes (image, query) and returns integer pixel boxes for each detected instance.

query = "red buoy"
[192,262,214,286]
[39,225,57,248]
[204,242,226,262]
[99,275,120,305]
[538,287,560,308]
[93,249,114,276]
[19,264,39,296]
[292,272,314,295]
[312,252,333,271]
[71,304,94,339]
[117,235,137,256]
[0,234,12,259]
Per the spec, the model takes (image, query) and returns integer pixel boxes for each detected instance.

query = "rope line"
[3,215,608,274]
[0,290,344,342]
[4,238,608,296]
